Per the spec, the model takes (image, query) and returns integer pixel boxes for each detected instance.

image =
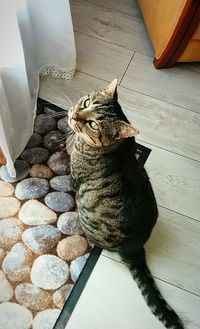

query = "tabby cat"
[68,79,184,329]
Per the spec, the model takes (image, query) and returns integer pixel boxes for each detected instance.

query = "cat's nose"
[72,112,79,121]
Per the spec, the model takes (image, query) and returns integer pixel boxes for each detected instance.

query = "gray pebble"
[57,212,82,235]
[26,133,42,148]
[44,192,75,212]
[22,225,61,254]
[50,175,73,192]
[0,160,29,183]
[43,131,65,151]
[47,152,70,175]
[34,114,56,134]
[57,116,70,133]
[15,178,49,200]
[70,254,89,282]
[21,147,49,164]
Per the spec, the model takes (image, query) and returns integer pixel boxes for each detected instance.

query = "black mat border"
[38,98,152,328]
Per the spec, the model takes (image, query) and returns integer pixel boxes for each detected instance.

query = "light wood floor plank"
[70,0,153,55]
[84,0,142,17]
[65,255,200,329]
[146,207,200,296]
[118,86,200,162]
[103,207,200,296]
[121,52,200,113]
[142,142,200,221]
[39,72,106,108]
[75,32,133,81]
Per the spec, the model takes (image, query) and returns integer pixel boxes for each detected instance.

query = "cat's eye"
[84,99,90,108]
[88,120,98,130]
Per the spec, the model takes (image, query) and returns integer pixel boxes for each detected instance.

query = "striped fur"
[69,80,184,328]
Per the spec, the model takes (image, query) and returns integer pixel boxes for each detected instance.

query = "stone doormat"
[0,101,92,329]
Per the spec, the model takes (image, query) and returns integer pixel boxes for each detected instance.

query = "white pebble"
[32,309,60,329]
[0,302,33,329]
[19,199,57,225]
[0,271,13,302]
[0,218,23,249]
[31,255,69,290]
[0,181,14,196]
[53,284,74,308]
[15,283,51,311]
[2,243,33,282]
[0,197,21,219]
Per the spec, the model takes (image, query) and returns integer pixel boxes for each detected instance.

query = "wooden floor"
[39,1,200,328]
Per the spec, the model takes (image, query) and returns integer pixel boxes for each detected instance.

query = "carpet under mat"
[0,99,151,329]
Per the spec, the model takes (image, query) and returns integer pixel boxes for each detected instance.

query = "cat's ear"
[115,121,139,139]
[105,79,118,98]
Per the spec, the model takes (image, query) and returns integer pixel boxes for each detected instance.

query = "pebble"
[0,197,21,219]
[32,309,61,329]
[57,212,83,235]
[44,192,75,212]
[31,255,69,290]
[0,271,13,302]
[15,178,49,200]
[30,164,54,179]
[19,200,57,225]
[2,242,32,282]
[50,175,73,192]
[0,160,29,183]
[47,151,70,175]
[15,283,51,311]
[34,114,57,134]
[53,284,74,308]
[26,133,42,148]
[0,181,14,196]
[43,130,65,151]
[70,254,90,282]
[57,116,70,133]
[0,218,23,248]
[22,225,61,254]
[57,235,88,262]
[0,302,33,329]
[0,248,5,265]
[21,147,49,164]
[44,106,67,119]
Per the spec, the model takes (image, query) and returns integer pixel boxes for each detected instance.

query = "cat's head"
[68,79,139,147]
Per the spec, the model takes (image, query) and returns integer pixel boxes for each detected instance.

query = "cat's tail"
[119,248,184,329]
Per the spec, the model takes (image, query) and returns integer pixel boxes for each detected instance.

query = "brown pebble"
[30,164,54,179]
[57,235,88,261]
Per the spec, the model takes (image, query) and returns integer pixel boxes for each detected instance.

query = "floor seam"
[101,254,200,298]
[75,66,200,116]
[119,52,136,85]
[119,84,200,115]
[81,0,142,19]
[74,29,153,56]
[136,138,200,164]
[157,204,200,223]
